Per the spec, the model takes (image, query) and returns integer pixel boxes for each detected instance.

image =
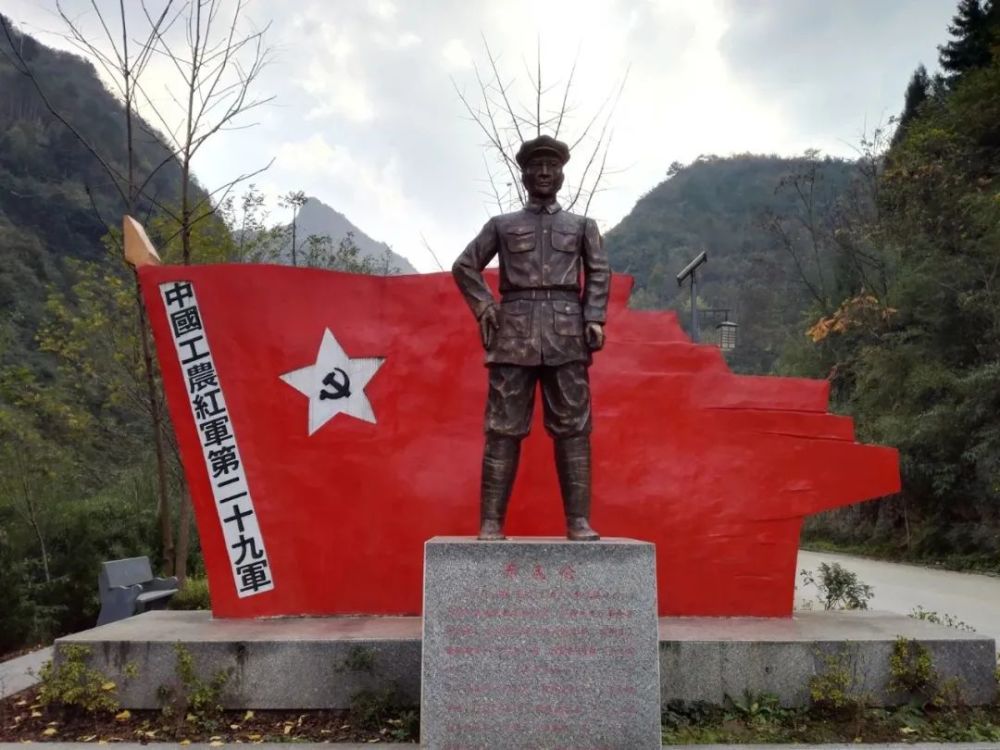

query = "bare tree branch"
[583,132,612,218]
[553,48,579,139]
[481,34,524,143]
[456,37,628,215]
[143,0,273,263]
[420,232,446,272]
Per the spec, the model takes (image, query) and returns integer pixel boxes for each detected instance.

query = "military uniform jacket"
[452,200,610,367]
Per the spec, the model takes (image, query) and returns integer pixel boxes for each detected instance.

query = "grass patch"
[168,577,210,611]
[661,698,1000,744]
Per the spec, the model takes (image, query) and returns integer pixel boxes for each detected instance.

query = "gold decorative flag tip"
[123,215,162,267]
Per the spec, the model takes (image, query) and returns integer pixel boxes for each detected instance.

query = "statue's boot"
[555,434,600,541]
[478,435,520,541]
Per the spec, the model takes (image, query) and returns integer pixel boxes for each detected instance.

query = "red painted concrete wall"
[140,265,900,618]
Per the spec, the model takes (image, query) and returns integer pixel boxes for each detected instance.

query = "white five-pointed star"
[280,329,385,435]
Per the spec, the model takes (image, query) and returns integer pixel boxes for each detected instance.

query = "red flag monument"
[127,217,899,619]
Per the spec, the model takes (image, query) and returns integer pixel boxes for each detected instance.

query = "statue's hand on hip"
[479,305,500,350]
[585,322,605,351]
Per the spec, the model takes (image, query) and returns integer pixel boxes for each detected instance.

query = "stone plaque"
[421,537,660,750]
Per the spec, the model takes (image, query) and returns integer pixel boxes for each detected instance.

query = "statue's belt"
[501,289,580,303]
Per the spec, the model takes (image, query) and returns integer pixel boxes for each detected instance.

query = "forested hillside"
[605,155,857,373]
[0,15,387,653]
[604,0,1000,568]
[0,14,209,652]
[0,14,191,370]
[793,0,1000,566]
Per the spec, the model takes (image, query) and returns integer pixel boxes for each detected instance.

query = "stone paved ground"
[0,647,52,700]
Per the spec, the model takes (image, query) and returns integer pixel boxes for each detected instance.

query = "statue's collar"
[524,199,562,215]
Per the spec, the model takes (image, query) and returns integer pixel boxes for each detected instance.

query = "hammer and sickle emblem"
[320,368,351,400]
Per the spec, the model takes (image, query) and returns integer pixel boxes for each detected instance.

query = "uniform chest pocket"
[505,227,536,253]
[500,300,532,338]
[551,228,580,253]
[552,300,583,336]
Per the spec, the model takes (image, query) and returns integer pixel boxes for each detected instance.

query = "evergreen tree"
[891,65,931,146]
[938,0,998,83]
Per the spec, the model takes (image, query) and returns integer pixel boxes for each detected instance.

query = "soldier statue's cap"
[515,135,570,168]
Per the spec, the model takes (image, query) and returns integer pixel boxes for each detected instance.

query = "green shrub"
[337,645,376,674]
[809,648,867,714]
[349,687,415,735]
[909,605,976,632]
[661,698,724,731]
[37,644,120,713]
[158,643,231,731]
[170,576,210,610]
[800,562,874,610]
[724,690,788,727]
[386,709,419,742]
[889,637,937,697]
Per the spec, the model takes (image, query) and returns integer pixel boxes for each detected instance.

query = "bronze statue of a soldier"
[453,135,610,541]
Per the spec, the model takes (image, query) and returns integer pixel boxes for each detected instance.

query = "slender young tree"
[453,38,627,217]
[1,2,273,581]
[279,190,308,266]
[139,0,274,270]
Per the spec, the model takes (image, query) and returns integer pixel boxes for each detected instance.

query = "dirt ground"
[0,686,419,744]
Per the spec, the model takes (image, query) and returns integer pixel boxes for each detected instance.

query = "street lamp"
[676,251,739,350]
[717,320,738,351]
[701,309,739,351]
[676,251,707,343]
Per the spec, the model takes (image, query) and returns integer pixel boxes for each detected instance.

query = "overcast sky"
[7,0,958,271]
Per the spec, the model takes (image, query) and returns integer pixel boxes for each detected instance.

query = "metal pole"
[691,270,699,343]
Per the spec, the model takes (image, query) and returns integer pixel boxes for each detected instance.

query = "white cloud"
[371,29,422,50]
[367,0,398,21]
[441,38,473,70]
[296,21,376,122]
[2,0,959,273]
[396,32,421,48]
[273,134,447,269]
[303,77,376,123]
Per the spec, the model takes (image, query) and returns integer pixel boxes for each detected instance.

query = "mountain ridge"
[291,197,416,274]
[605,154,857,373]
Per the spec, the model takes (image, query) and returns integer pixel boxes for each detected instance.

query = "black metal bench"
[96,556,179,626]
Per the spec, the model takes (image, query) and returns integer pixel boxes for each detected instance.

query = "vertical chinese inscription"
[421,538,660,750]
[159,280,274,597]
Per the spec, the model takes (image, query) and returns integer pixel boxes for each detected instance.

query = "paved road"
[0,646,52,700]
[797,549,1000,647]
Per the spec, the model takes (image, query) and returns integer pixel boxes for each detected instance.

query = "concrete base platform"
[660,610,996,706]
[55,610,997,709]
[60,613,422,710]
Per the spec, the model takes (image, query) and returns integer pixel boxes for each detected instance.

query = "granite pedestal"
[420,537,661,750]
